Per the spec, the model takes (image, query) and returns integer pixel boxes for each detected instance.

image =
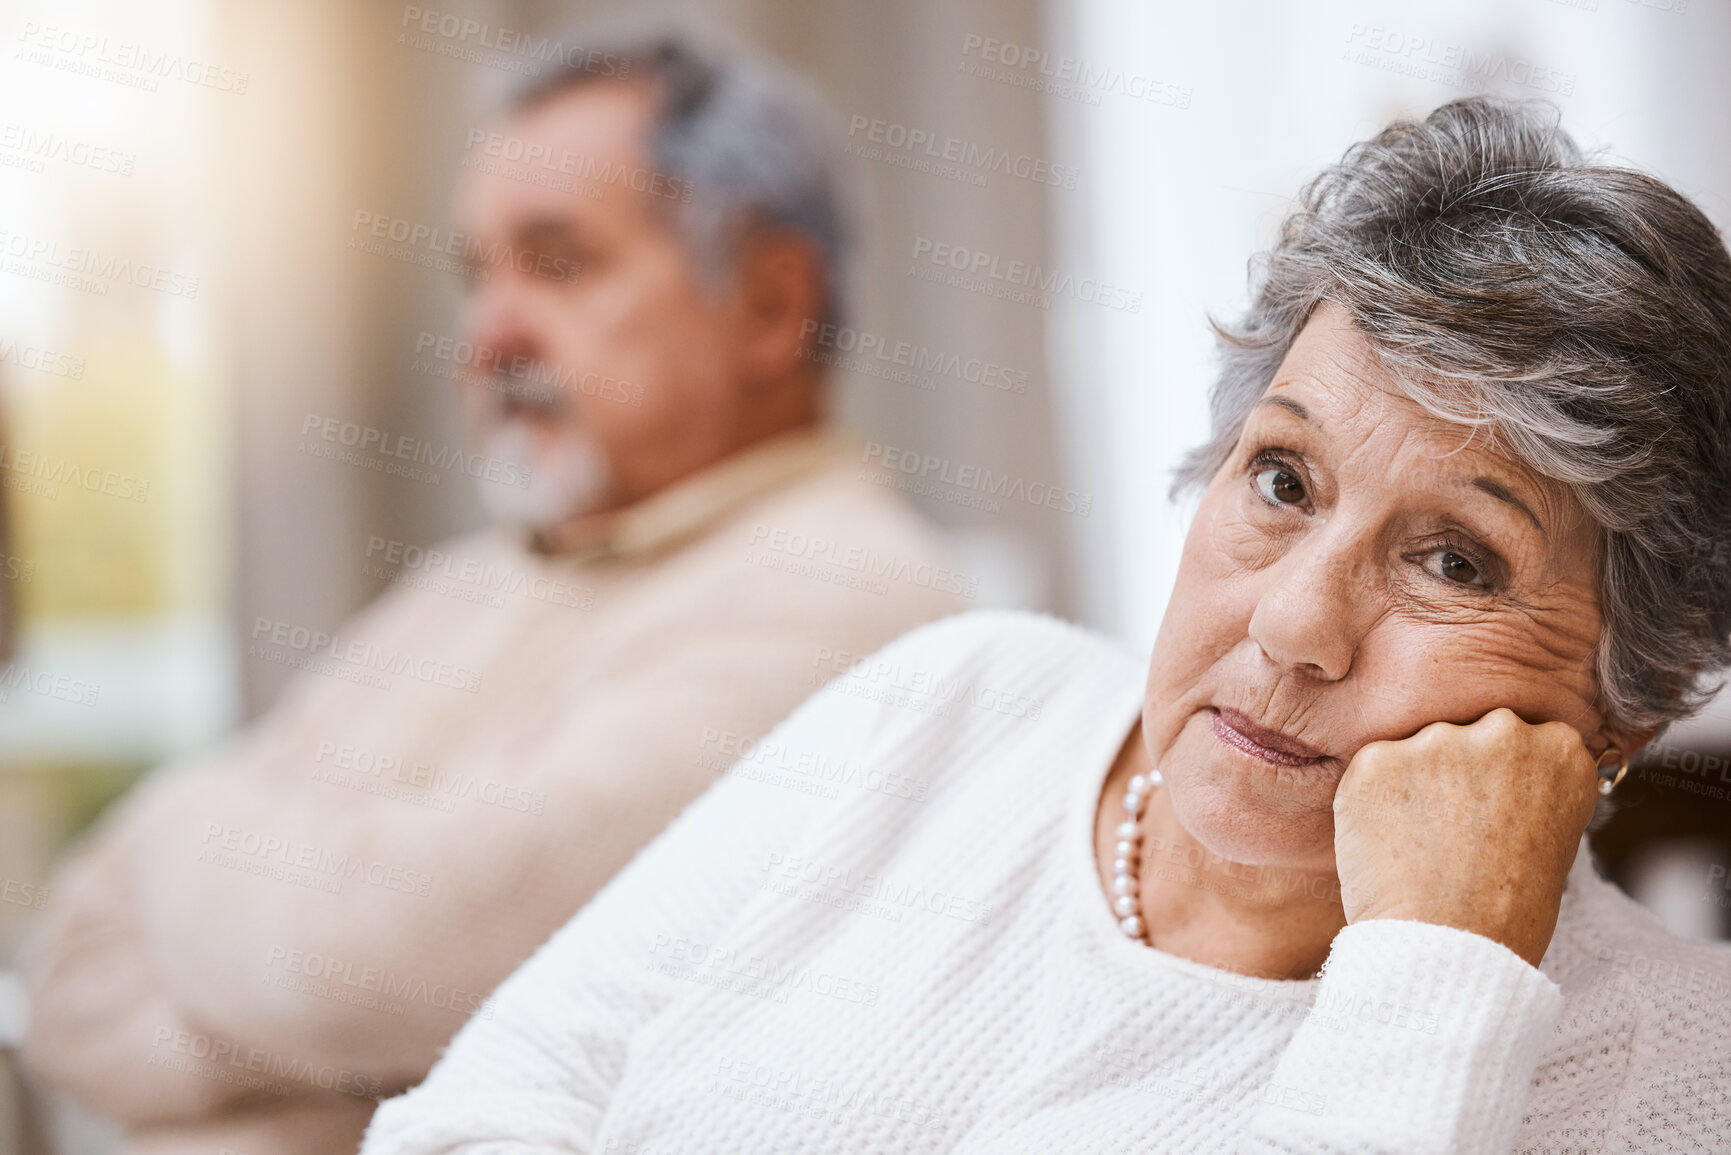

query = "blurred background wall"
[0,0,1727,1146]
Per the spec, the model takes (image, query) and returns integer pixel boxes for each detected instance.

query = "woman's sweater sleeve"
[1238,919,1564,1155]
[358,689,849,1155]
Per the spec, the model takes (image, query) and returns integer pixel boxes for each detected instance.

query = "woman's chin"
[1168,782,1335,866]
[1158,734,1340,867]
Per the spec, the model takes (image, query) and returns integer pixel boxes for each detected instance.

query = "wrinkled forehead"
[1262,370,1491,471]
[1258,304,1591,545]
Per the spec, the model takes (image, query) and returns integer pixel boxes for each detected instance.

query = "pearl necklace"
[1111,769,1163,941]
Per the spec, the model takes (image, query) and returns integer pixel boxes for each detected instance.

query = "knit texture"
[362,611,1731,1154]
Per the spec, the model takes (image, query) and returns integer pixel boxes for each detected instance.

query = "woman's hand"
[1332,708,1601,968]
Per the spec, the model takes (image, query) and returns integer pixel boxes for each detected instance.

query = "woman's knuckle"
[1483,707,1523,733]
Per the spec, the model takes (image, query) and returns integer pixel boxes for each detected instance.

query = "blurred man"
[20,28,964,1155]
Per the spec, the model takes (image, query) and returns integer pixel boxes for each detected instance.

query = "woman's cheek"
[1343,626,1567,744]
[1328,674,1429,743]
[1206,489,1285,567]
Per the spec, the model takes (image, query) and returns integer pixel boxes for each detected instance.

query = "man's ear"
[726,229,828,389]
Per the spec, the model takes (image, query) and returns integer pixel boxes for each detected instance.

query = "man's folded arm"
[131,609,916,1084]
[18,766,265,1123]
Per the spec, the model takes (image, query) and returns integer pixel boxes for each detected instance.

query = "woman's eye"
[1426,549,1487,588]
[1254,466,1307,506]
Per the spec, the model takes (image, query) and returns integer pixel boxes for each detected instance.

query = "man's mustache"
[465,365,566,418]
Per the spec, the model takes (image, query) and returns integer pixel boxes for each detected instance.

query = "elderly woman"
[362,97,1731,1154]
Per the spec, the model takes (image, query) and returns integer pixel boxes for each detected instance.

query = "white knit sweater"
[362,611,1731,1154]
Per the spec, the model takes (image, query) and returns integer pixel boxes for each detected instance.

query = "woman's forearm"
[1237,919,1563,1155]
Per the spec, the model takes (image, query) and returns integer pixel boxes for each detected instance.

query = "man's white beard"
[474,419,611,530]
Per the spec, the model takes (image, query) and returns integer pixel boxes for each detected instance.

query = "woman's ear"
[1599,722,1662,765]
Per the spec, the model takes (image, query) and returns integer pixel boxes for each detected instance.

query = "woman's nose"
[1245,540,1367,682]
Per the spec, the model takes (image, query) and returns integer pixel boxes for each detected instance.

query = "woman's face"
[1144,303,1611,871]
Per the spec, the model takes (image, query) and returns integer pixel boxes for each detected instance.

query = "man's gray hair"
[512,23,852,330]
[1176,96,1731,736]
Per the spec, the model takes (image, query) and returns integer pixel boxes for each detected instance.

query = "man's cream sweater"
[22,431,964,1155]
[364,611,1731,1155]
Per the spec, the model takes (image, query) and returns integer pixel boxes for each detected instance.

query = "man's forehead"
[504,81,654,161]
[454,81,656,221]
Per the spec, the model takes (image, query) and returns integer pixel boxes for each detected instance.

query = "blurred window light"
[0,0,237,765]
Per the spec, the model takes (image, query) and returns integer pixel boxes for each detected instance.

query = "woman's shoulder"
[1535,858,1731,1144]
[773,609,1145,773]
[1549,851,1731,1047]
[843,609,1142,716]
[1556,852,1731,989]
[868,608,1143,674]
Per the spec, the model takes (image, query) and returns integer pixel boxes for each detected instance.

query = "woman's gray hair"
[512,22,852,328]
[1176,96,1731,736]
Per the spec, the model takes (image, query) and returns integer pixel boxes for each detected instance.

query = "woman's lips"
[1208,707,1329,767]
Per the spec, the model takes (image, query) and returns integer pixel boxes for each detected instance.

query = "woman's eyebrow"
[1255,395,1310,420]
[1253,392,1545,535]
[1471,477,1546,535]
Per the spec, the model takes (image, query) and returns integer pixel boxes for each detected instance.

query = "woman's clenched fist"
[1332,708,1603,968]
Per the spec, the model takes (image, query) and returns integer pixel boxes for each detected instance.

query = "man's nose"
[1244,533,1371,682]
[463,281,538,375]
